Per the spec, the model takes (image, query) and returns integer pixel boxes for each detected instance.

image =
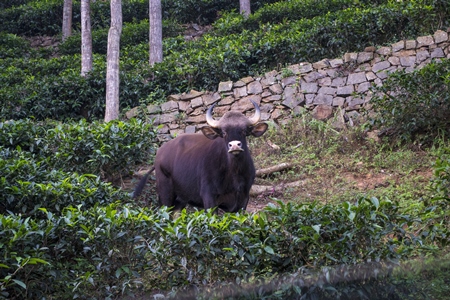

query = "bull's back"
[156,133,212,167]
[155,133,215,200]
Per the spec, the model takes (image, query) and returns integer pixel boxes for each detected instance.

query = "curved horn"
[206,103,220,128]
[248,100,261,125]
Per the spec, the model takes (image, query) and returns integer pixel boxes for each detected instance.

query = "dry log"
[255,162,293,177]
[250,180,306,196]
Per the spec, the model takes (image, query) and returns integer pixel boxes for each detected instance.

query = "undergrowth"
[250,112,436,210]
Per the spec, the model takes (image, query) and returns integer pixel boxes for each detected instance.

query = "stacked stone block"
[126,30,450,139]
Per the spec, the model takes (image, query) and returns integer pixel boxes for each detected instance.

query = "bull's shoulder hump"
[161,133,211,150]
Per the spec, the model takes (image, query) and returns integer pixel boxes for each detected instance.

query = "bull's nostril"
[229,141,242,149]
[228,140,244,153]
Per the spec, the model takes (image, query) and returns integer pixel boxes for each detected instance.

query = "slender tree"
[149,0,162,65]
[62,0,72,41]
[81,0,92,76]
[240,0,251,17]
[105,0,123,122]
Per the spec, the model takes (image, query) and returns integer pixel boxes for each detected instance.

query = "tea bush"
[213,0,389,35]
[0,148,128,217]
[0,0,261,37]
[0,0,148,36]
[1,1,445,120]
[0,33,32,59]
[0,204,163,299]
[0,198,435,299]
[45,118,157,180]
[0,118,157,180]
[145,1,436,90]
[0,0,30,10]
[0,54,165,120]
[370,59,450,144]
[59,19,183,55]
[432,149,450,204]
[0,0,64,36]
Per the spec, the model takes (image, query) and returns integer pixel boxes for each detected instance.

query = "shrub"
[432,149,450,204]
[138,1,438,93]
[0,33,32,59]
[162,0,237,25]
[0,198,428,299]
[213,0,389,35]
[0,204,164,299]
[0,54,165,120]
[0,0,30,10]
[1,1,447,120]
[369,59,450,144]
[59,19,183,55]
[0,0,261,37]
[0,0,63,36]
[0,148,129,216]
[46,118,157,180]
[0,119,52,155]
[0,0,148,36]
[0,118,158,181]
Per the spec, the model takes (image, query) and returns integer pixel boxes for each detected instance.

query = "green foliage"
[432,149,450,203]
[0,54,166,120]
[214,0,389,35]
[0,116,159,296]
[0,148,127,217]
[0,0,64,36]
[0,33,32,59]
[0,204,163,299]
[0,117,157,217]
[59,19,183,55]
[46,118,157,180]
[0,0,264,37]
[0,118,157,181]
[0,0,31,10]
[1,1,447,120]
[0,198,441,299]
[162,0,237,25]
[369,59,450,144]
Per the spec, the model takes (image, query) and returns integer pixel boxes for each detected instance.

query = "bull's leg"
[172,197,187,211]
[156,174,176,208]
[217,193,249,212]
[200,189,217,211]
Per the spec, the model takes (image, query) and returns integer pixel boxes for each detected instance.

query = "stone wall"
[126,29,450,139]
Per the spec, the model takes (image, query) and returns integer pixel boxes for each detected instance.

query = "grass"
[249,111,437,212]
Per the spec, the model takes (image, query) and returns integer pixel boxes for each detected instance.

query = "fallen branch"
[255,162,294,177]
[250,180,306,196]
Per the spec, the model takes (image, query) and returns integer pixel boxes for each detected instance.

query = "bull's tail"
[133,167,155,198]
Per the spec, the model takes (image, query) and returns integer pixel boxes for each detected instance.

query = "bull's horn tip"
[206,103,220,128]
[249,100,261,125]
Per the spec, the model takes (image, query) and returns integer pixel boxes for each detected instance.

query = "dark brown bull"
[133,100,268,212]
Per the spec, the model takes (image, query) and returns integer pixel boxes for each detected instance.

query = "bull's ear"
[250,123,268,137]
[201,126,222,140]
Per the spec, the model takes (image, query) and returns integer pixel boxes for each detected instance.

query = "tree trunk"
[149,0,163,65]
[105,0,123,122]
[81,0,92,76]
[62,0,72,41]
[239,0,251,18]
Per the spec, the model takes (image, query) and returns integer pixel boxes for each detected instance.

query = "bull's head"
[202,100,268,156]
